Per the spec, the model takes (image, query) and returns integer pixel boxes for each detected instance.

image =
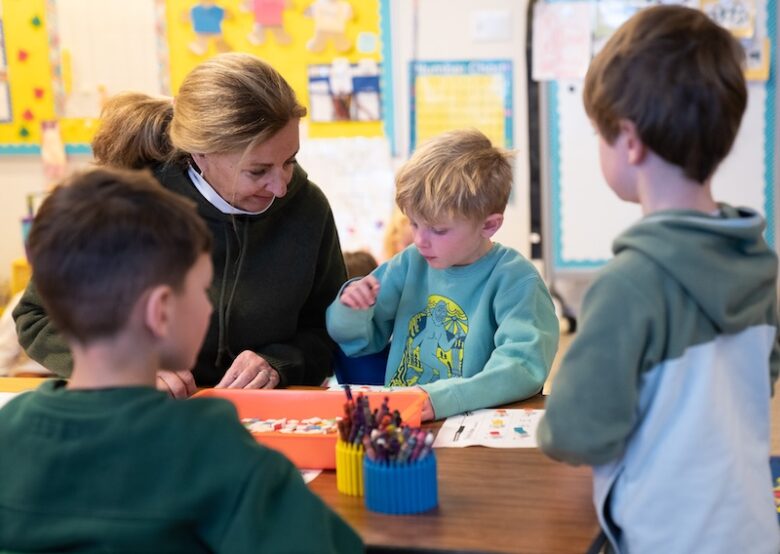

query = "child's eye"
[248,169,267,178]
[432,228,448,236]
[284,158,297,167]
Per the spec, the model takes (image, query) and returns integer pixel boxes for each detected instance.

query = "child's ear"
[144,285,174,339]
[619,119,646,166]
[481,213,504,238]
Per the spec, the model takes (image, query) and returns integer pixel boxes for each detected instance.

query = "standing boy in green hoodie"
[538,6,780,554]
[0,167,362,553]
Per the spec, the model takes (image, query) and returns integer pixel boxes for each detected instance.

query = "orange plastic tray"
[193,388,426,469]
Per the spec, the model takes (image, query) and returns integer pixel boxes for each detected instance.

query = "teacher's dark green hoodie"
[13,163,347,387]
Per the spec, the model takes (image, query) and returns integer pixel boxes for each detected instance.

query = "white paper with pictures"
[433,408,545,449]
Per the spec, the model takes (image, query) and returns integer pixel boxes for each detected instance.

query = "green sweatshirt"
[0,380,363,553]
[538,205,780,554]
[13,163,347,387]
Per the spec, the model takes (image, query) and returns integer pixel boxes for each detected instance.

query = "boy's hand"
[217,350,281,389]
[418,388,435,421]
[340,275,380,309]
[157,369,197,399]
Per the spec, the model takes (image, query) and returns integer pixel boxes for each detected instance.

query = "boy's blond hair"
[395,129,513,224]
[583,5,746,183]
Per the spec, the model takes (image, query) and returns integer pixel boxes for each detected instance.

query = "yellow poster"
[0,0,383,152]
[411,60,513,151]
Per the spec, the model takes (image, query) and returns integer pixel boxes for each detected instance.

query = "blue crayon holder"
[363,454,438,515]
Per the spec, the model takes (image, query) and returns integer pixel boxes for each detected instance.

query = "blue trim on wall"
[408,61,417,154]
[379,0,396,157]
[0,145,40,155]
[548,82,563,270]
[549,0,777,269]
[764,0,777,247]
[0,144,92,155]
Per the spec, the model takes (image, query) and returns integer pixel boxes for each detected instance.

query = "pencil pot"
[336,439,364,496]
[363,454,438,514]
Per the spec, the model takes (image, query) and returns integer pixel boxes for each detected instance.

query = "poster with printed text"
[410,60,513,152]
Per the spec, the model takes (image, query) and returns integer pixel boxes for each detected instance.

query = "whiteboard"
[543,0,776,271]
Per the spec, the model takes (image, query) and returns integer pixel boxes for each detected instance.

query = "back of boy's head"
[28,167,212,344]
[584,5,746,183]
[395,129,513,224]
[344,250,378,279]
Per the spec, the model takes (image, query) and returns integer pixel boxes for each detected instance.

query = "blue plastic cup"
[363,454,438,514]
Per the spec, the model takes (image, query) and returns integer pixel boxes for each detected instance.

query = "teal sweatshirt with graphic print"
[326,243,559,419]
[538,205,780,554]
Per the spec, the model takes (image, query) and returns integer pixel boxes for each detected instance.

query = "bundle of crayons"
[337,386,434,463]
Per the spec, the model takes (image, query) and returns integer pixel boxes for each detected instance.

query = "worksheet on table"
[433,408,544,448]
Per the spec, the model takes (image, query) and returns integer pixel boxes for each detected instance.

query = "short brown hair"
[395,129,513,224]
[28,167,212,344]
[344,250,378,279]
[584,5,746,183]
[92,53,306,168]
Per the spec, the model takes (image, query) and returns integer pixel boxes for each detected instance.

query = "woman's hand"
[156,369,198,399]
[216,350,281,389]
[340,275,380,309]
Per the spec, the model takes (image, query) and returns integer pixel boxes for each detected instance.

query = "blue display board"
[543,0,776,271]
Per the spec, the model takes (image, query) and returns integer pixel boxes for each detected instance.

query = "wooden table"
[309,395,600,554]
[6,377,779,553]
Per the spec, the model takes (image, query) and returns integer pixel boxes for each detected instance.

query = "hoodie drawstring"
[222,220,250,361]
[214,225,232,368]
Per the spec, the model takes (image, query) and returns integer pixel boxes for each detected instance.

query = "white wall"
[0,0,554,289]
[0,155,91,285]
[389,0,532,257]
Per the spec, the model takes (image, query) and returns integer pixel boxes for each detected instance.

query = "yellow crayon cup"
[336,439,365,496]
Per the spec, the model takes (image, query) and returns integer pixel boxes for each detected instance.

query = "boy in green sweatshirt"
[0,167,362,553]
[538,6,779,554]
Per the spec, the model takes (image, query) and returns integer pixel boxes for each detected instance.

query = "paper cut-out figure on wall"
[329,57,353,120]
[40,120,67,186]
[305,0,353,53]
[189,1,231,56]
[246,0,293,46]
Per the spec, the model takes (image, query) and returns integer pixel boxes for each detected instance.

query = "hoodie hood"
[614,204,777,334]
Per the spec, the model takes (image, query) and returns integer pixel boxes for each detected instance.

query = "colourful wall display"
[0,0,385,154]
[409,60,513,153]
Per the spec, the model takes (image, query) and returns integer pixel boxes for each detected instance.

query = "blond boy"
[538,6,780,553]
[327,129,559,420]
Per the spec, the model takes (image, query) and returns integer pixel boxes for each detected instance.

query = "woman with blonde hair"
[14,53,347,396]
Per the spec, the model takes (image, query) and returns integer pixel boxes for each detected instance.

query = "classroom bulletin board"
[0,0,386,154]
[534,0,776,271]
[409,59,513,152]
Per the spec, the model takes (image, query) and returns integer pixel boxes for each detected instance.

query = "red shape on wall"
[22,109,34,122]
[34,88,45,99]
[18,50,29,62]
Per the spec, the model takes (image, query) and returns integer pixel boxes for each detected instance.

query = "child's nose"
[414,230,429,248]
